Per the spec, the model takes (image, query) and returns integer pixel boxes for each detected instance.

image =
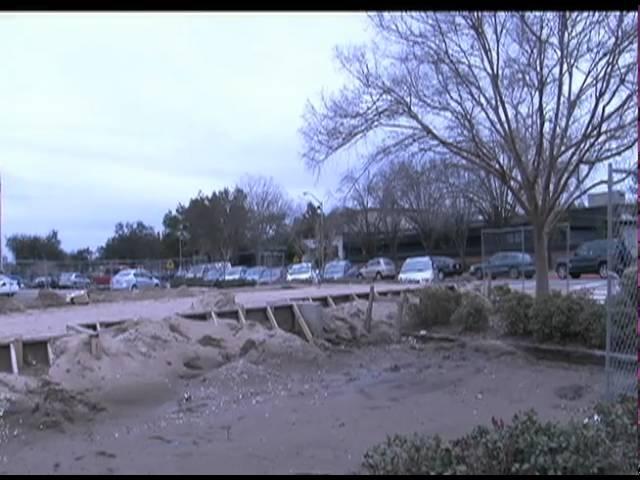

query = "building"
[338,201,636,268]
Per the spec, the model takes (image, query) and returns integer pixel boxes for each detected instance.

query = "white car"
[0,275,19,297]
[110,269,160,291]
[224,266,247,281]
[286,263,318,283]
[398,256,435,284]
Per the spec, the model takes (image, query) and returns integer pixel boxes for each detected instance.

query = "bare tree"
[241,175,292,261]
[340,168,382,258]
[393,159,448,252]
[440,167,477,266]
[300,12,637,296]
[374,161,405,261]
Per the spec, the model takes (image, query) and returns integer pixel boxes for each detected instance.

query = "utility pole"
[303,191,325,284]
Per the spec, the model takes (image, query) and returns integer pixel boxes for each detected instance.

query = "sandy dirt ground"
[0,282,410,341]
[0,311,604,475]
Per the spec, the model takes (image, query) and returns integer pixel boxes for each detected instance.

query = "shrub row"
[410,287,490,333]
[362,396,636,475]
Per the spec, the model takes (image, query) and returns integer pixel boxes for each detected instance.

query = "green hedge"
[494,286,607,349]
[362,396,636,475]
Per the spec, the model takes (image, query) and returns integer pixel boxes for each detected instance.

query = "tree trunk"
[532,221,550,298]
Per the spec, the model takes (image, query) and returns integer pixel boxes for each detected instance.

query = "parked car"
[432,256,463,281]
[58,272,92,289]
[0,275,19,297]
[357,257,397,281]
[398,256,435,284]
[555,239,633,280]
[91,267,122,289]
[33,275,58,289]
[203,268,225,283]
[7,275,24,289]
[323,260,353,281]
[258,267,286,285]
[224,266,248,282]
[469,252,535,280]
[245,266,267,284]
[110,269,160,291]
[286,262,318,283]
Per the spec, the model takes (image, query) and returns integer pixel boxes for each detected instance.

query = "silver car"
[110,269,160,291]
[59,272,92,289]
[358,257,397,280]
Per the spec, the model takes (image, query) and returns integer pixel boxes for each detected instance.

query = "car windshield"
[115,270,134,278]
[290,264,310,274]
[366,259,380,267]
[401,258,431,272]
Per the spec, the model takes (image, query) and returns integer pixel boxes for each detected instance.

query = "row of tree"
[6,161,518,267]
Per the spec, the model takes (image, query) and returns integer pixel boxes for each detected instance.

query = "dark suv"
[469,252,535,280]
[556,239,633,280]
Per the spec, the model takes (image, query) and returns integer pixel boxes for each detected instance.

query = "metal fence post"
[521,226,525,293]
[605,163,613,400]
[566,224,570,295]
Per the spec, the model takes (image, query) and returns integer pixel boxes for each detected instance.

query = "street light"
[303,191,325,283]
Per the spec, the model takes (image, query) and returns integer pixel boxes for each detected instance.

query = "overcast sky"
[0,12,372,253]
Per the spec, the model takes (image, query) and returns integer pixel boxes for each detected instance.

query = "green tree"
[6,230,67,260]
[101,221,163,260]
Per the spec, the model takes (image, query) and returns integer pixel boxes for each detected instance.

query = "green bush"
[362,397,636,475]
[530,291,606,348]
[451,293,491,333]
[494,289,534,337]
[410,287,462,328]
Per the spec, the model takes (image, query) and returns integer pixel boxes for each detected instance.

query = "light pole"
[303,191,324,283]
[178,223,188,274]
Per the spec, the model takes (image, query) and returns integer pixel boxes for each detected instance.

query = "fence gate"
[604,164,637,400]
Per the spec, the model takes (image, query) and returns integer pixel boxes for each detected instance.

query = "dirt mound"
[191,291,236,312]
[0,296,25,314]
[317,300,402,346]
[47,314,320,404]
[88,286,199,304]
[35,289,67,308]
[0,375,103,433]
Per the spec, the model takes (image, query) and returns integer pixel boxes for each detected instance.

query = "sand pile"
[315,299,403,346]
[0,374,103,433]
[190,291,236,312]
[33,289,67,308]
[0,296,25,314]
[88,285,198,304]
[47,315,322,405]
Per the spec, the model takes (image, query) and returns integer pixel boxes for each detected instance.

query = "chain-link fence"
[604,165,637,400]
[479,223,571,295]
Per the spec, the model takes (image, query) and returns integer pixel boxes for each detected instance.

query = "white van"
[398,256,435,284]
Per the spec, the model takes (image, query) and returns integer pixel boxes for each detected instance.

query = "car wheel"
[474,270,483,281]
[374,272,382,281]
[524,273,534,280]
[556,264,567,280]
[438,270,445,282]
[570,273,581,279]
[130,284,138,291]
[509,267,520,280]
[598,262,608,279]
